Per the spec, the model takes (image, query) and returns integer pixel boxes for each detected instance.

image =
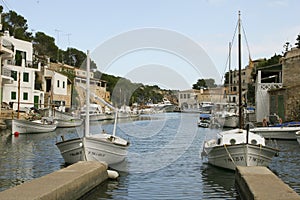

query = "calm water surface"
[0,113,299,199]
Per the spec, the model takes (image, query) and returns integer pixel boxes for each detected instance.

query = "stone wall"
[284,85,300,121]
[270,47,300,121]
[282,48,300,87]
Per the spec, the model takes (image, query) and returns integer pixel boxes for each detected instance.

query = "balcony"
[1,66,14,84]
[6,59,40,69]
[0,38,14,59]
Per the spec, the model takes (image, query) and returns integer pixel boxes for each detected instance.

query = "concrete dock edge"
[235,166,300,200]
[0,161,108,200]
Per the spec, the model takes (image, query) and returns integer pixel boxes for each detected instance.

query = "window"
[11,71,17,81]
[251,139,257,145]
[62,81,65,88]
[230,139,236,145]
[23,72,29,82]
[57,80,60,88]
[23,92,28,100]
[11,91,16,100]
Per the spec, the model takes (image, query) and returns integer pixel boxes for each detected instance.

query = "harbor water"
[0,113,299,199]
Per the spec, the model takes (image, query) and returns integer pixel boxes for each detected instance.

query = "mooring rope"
[224,144,237,167]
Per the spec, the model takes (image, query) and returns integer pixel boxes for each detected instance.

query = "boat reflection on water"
[201,163,238,199]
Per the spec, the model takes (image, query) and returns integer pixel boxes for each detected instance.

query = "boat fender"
[107,169,119,179]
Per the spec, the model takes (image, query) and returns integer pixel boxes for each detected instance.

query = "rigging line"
[1,0,11,11]
[241,20,252,60]
[220,19,239,84]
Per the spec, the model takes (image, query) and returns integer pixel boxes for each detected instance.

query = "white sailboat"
[211,42,239,129]
[51,109,84,128]
[55,118,84,128]
[5,71,57,134]
[202,129,279,170]
[213,109,239,128]
[56,50,130,166]
[7,117,57,134]
[202,11,279,170]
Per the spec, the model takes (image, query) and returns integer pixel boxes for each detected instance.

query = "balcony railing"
[6,60,39,69]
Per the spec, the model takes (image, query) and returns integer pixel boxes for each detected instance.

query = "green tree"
[1,10,32,41]
[295,34,300,48]
[33,32,58,62]
[256,54,282,69]
[192,78,217,89]
[63,48,90,68]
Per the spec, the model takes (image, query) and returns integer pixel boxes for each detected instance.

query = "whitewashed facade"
[1,31,44,111]
[178,89,200,111]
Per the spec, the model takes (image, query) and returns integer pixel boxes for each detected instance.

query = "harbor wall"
[235,166,300,200]
[0,161,108,200]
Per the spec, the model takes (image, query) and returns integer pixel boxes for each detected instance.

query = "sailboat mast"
[238,11,242,129]
[85,50,90,137]
[113,110,117,137]
[228,42,231,102]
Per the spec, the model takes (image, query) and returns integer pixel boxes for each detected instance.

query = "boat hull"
[56,119,83,128]
[84,136,128,165]
[204,144,278,170]
[56,135,129,166]
[8,119,57,134]
[81,113,110,121]
[250,127,300,140]
[56,138,85,164]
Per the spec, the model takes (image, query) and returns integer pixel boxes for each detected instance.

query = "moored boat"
[6,118,57,134]
[250,126,300,140]
[202,129,279,170]
[56,51,130,167]
[56,131,129,165]
[197,113,211,128]
[201,11,279,171]
[213,110,239,128]
[56,118,84,128]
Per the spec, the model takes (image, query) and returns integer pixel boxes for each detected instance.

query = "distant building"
[178,89,199,111]
[178,87,226,111]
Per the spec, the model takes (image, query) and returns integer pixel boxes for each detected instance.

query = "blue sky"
[2,0,300,90]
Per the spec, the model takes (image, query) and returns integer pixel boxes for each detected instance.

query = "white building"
[1,31,44,111]
[178,89,200,112]
[43,67,70,110]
